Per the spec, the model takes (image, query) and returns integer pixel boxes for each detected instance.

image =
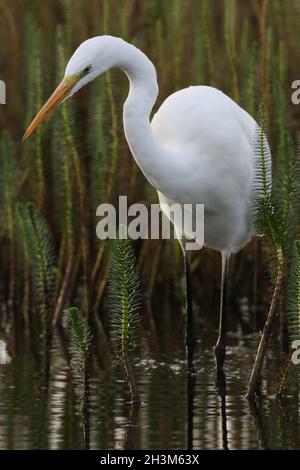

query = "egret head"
[23,36,116,140]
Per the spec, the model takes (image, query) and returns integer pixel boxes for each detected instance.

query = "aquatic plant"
[248,104,300,396]
[66,306,92,448]
[108,226,142,401]
[17,202,56,382]
[17,203,56,320]
[66,306,92,382]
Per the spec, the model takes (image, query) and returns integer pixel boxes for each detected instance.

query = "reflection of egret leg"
[215,368,229,450]
[186,373,196,450]
[184,251,195,373]
[215,254,230,371]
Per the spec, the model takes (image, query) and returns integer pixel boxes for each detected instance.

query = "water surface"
[0,317,299,450]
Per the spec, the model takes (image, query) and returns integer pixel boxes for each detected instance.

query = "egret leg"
[184,252,195,373]
[215,253,230,370]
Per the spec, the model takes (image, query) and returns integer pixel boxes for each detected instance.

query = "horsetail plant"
[17,203,56,383]
[66,307,92,449]
[247,105,282,397]
[247,106,299,397]
[108,226,142,402]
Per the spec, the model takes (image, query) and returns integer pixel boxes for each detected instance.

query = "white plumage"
[24,35,272,371]
[151,85,257,254]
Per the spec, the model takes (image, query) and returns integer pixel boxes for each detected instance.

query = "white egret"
[24,36,268,372]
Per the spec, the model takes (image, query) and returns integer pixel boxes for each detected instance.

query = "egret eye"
[83,65,92,74]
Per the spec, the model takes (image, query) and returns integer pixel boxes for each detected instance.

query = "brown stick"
[247,253,284,397]
[123,352,139,402]
[277,348,293,398]
[53,248,74,325]
[91,241,105,284]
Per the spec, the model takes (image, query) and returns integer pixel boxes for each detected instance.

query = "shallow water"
[0,315,299,450]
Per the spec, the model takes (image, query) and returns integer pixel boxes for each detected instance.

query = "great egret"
[24,36,268,372]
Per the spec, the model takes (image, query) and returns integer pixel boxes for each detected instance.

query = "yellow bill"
[23,76,77,141]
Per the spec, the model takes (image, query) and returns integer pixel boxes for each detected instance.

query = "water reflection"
[215,369,229,450]
[186,373,196,450]
[0,325,299,449]
[248,398,269,449]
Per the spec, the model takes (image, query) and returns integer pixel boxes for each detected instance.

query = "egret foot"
[186,338,196,373]
[214,341,226,371]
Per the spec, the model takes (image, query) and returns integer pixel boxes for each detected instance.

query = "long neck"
[111,38,173,190]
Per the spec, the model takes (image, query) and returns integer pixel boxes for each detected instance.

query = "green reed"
[52,26,75,325]
[0,132,17,300]
[224,0,239,102]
